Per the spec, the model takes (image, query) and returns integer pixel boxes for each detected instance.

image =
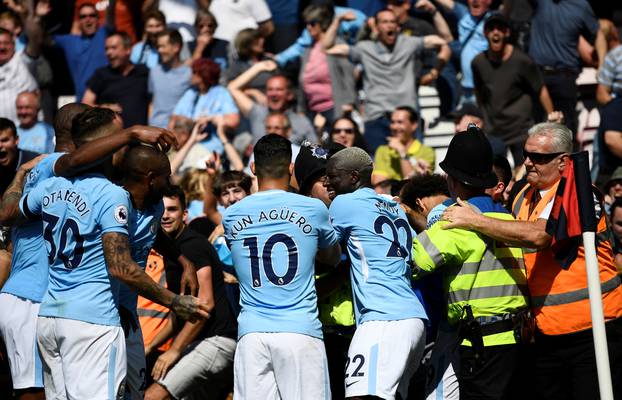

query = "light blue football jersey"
[117,200,164,317]
[20,173,131,326]
[3,152,64,302]
[223,190,338,340]
[329,187,427,325]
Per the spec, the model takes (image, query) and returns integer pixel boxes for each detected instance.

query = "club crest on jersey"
[114,205,129,225]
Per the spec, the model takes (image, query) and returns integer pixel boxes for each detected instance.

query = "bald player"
[324,147,428,400]
[223,134,341,400]
[19,108,209,399]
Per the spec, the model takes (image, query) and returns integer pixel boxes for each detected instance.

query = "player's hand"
[170,295,210,322]
[441,197,480,230]
[207,224,224,244]
[129,126,178,152]
[151,348,182,381]
[18,154,47,173]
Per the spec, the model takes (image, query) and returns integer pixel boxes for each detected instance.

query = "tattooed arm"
[102,232,210,321]
[0,155,46,226]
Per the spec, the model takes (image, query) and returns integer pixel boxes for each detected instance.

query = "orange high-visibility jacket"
[512,181,622,335]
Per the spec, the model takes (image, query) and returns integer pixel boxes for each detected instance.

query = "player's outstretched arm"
[0,154,46,226]
[54,126,177,177]
[102,232,210,321]
[316,242,342,267]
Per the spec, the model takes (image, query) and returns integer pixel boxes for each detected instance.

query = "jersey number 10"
[243,233,298,288]
[42,212,85,269]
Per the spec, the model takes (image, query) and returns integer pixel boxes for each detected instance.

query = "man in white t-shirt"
[208,0,273,42]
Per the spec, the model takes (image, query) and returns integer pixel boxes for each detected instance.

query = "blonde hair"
[179,168,209,203]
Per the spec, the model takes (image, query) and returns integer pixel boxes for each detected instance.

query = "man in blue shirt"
[15,91,54,154]
[324,146,428,399]
[50,1,115,100]
[223,134,341,400]
[149,29,191,128]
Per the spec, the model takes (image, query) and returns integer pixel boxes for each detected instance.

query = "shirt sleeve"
[97,186,131,235]
[86,69,103,95]
[328,196,349,242]
[313,202,338,249]
[452,2,468,20]
[522,57,544,95]
[19,181,44,220]
[173,89,194,118]
[412,221,477,275]
[598,50,618,87]
[248,0,272,24]
[219,88,240,114]
[275,29,312,66]
[349,43,362,64]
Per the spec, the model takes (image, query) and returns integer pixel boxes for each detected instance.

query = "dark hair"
[54,103,90,152]
[157,29,183,48]
[143,9,166,26]
[0,10,22,29]
[492,155,512,187]
[163,184,187,210]
[0,118,17,137]
[108,30,133,49]
[78,2,96,13]
[395,105,419,123]
[195,9,218,30]
[234,28,262,60]
[213,170,252,197]
[302,4,335,31]
[399,174,450,211]
[266,74,293,91]
[253,134,292,179]
[192,58,221,88]
[329,116,369,153]
[374,8,396,23]
[70,107,116,146]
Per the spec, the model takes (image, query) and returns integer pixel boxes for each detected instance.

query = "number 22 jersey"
[20,173,131,327]
[329,188,427,325]
[223,190,338,340]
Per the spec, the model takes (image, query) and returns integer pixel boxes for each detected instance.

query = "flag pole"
[575,151,613,400]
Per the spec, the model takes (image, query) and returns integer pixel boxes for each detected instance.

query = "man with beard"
[323,8,449,152]
[471,14,555,165]
[82,31,151,127]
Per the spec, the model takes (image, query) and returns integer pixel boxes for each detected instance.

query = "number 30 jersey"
[329,188,427,325]
[20,173,131,327]
[223,189,338,340]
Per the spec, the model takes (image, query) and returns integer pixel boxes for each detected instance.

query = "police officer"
[412,125,529,399]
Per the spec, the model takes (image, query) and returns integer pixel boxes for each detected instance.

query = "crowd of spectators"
[1,0,622,399]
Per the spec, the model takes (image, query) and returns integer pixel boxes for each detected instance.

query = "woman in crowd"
[327,115,369,153]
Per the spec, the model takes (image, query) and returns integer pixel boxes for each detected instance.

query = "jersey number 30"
[42,213,84,269]
[243,234,298,288]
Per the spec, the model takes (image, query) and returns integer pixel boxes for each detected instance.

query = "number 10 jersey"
[223,189,338,340]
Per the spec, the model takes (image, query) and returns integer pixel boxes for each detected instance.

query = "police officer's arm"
[102,232,210,321]
[412,221,476,276]
[316,242,342,267]
[0,155,46,226]
[151,265,215,381]
[442,198,552,249]
[53,126,177,177]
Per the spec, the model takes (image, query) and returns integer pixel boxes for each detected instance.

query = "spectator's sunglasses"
[306,20,320,27]
[79,12,98,19]
[523,149,566,164]
[333,128,355,134]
